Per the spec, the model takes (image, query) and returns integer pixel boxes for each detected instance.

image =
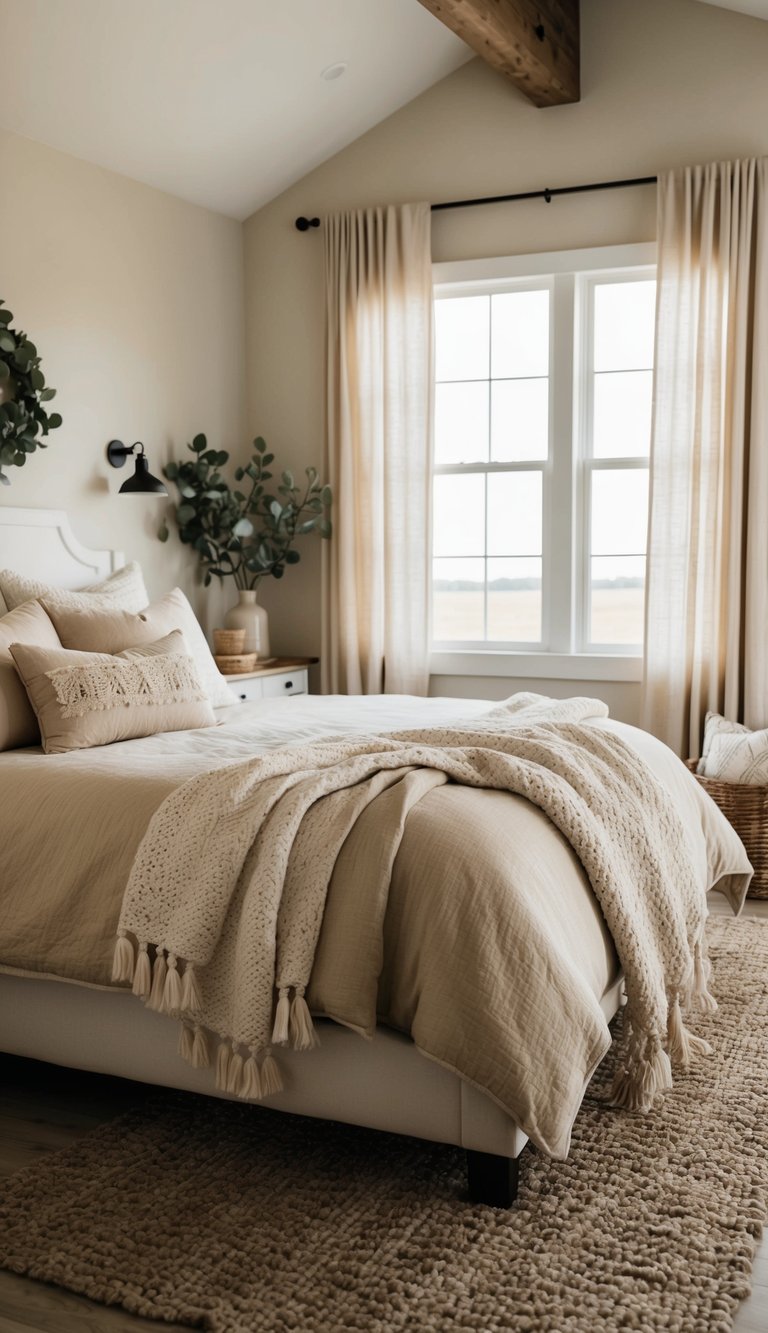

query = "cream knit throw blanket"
[113,695,716,1115]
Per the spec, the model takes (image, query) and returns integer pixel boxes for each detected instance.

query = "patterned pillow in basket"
[701,712,768,785]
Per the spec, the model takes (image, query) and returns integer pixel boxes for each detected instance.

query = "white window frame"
[430,242,656,683]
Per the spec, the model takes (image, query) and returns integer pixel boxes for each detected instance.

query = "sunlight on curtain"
[642,159,768,757]
[322,204,433,694]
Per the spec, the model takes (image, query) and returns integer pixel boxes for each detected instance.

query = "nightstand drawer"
[261,669,308,698]
[227,677,264,703]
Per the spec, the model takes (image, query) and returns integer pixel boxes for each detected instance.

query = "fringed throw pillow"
[10,630,216,754]
[44,587,232,709]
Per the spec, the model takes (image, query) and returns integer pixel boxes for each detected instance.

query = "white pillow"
[703,728,768,785]
[0,562,149,615]
[45,587,232,710]
[698,711,749,775]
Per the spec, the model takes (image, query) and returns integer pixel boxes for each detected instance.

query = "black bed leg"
[466,1149,520,1208]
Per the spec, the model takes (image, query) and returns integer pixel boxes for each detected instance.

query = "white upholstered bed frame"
[0,505,623,1206]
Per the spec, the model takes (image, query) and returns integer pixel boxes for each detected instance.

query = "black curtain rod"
[294,174,658,231]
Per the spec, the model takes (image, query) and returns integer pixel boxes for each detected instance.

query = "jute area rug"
[0,918,766,1333]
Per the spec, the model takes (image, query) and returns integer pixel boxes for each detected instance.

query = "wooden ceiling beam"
[417,0,580,108]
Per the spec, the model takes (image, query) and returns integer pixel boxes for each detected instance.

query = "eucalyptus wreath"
[0,301,62,486]
[158,434,332,588]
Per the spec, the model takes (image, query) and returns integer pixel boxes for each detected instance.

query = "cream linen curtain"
[641,159,768,757]
[321,203,433,695]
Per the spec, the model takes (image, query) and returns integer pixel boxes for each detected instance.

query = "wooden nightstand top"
[222,656,318,682]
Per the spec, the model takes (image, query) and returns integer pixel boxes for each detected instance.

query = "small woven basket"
[214,652,257,675]
[686,759,768,899]
[213,628,246,655]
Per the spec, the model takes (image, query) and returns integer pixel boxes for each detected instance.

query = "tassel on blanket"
[272,988,291,1046]
[191,1025,211,1069]
[163,954,183,1016]
[608,1036,672,1113]
[147,948,167,1012]
[239,1053,263,1100]
[132,942,151,1000]
[260,1050,284,1097]
[179,1022,195,1064]
[112,931,135,985]
[226,1044,243,1095]
[688,940,718,1014]
[215,1040,231,1091]
[667,994,712,1067]
[180,964,203,1016]
[289,989,318,1051]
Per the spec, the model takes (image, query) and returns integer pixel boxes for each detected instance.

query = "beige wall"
[243,0,768,721]
[0,127,245,633]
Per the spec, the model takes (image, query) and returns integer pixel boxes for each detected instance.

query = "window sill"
[429,651,643,683]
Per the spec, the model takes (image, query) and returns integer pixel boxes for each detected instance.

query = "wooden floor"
[1,900,767,1332]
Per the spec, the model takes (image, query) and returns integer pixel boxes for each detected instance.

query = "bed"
[0,506,752,1208]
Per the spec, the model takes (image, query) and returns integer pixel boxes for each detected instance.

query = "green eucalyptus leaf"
[39,386,56,401]
[46,412,62,430]
[0,331,16,353]
[192,433,207,452]
[285,549,301,564]
[254,436,266,453]
[320,519,333,538]
[177,504,196,525]
[158,522,170,542]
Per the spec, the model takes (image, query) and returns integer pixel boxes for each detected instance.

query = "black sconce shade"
[106,440,167,495]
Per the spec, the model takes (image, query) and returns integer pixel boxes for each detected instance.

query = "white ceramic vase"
[224,589,270,657]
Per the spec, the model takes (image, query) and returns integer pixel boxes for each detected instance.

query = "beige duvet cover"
[0,695,751,1155]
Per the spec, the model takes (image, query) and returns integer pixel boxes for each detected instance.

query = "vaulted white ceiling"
[0,0,470,220]
[2,1,765,223]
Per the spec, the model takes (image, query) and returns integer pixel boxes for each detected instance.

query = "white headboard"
[0,507,123,596]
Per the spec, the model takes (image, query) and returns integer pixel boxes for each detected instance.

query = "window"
[431,245,656,673]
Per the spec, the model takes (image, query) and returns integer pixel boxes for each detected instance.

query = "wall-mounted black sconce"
[106,440,167,495]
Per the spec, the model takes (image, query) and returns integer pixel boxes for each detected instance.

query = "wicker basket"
[214,652,257,675]
[213,628,246,655]
[686,759,768,899]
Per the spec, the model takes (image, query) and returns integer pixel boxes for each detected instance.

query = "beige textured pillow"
[10,630,216,755]
[0,600,62,750]
[698,711,750,774]
[0,562,148,614]
[46,587,232,708]
[704,728,768,785]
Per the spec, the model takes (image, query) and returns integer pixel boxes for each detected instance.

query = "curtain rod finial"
[295,216,321,232]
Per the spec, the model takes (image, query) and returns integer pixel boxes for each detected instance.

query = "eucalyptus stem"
[158,434,332,591]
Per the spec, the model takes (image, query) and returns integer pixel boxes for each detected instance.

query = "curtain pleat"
[321,204,433,695]
[641,159,768,756]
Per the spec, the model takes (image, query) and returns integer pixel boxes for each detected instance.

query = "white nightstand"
[223,656,317,703]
